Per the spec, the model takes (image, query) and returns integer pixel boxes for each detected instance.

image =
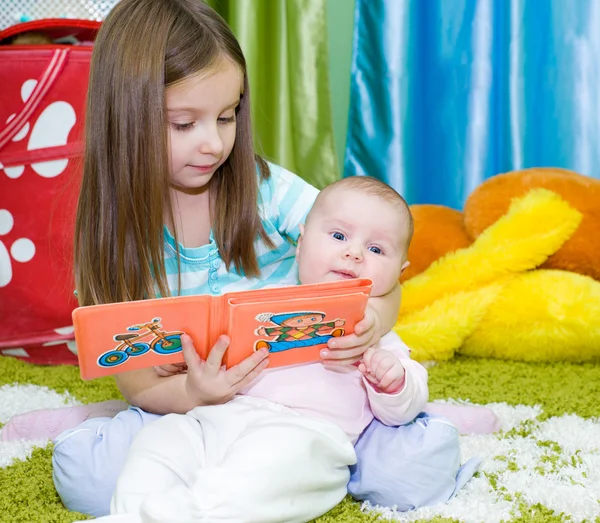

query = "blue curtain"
[344,0,600,209]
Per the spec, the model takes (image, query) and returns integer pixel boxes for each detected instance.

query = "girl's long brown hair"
[75,0,272,306]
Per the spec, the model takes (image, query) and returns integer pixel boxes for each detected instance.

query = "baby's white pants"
[105,395,356,523]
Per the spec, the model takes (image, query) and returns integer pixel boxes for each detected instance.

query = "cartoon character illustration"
[254,311,345,353]
[97,317,183,368]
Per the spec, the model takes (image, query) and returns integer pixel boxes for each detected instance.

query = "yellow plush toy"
[394,189,600,362]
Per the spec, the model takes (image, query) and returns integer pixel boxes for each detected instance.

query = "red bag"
[0,19,100,365]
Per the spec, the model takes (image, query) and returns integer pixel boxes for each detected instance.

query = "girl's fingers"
[204,335,230,372]
[327,329,376,353]
[327,332,358,350]
[181,335,203,371]
[226,348,269,386]
[323,354,363,367]
[353,308,375,336]
[322,343,367,361]
[154,364,181,377]
[231,357,270,390]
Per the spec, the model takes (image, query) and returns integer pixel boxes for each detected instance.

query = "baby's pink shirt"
[240,332,429,443]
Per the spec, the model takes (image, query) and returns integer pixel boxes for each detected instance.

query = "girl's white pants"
[86,396,356,523]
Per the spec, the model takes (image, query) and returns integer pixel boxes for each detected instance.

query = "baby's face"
[297,189,409,297]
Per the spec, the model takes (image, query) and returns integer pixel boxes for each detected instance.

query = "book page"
[225,291,369,369]
[74,296,210,379]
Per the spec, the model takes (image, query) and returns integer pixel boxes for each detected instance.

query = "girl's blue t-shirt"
[163,163,319,297]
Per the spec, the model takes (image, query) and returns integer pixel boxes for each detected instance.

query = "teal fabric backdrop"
[344,0,600,208]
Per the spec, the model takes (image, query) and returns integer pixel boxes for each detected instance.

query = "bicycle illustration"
[97,317,184,368]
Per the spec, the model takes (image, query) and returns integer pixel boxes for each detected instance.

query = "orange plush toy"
[402,205,471,282]
[464,167,600,281]
[404,167,600,282]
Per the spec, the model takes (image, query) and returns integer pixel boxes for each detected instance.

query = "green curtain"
[207,0,338,188]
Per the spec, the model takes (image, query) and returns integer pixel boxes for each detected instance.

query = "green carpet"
[1,355,599,523]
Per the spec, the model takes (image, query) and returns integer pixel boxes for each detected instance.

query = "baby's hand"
[322,306,380,366]
[154,362,188,377]
[358,347,405,393]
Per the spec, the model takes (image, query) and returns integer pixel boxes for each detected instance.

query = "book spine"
[208,294,227,362]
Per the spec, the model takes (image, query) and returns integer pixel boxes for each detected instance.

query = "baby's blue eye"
[297,319,302,323]
[369,246,383,255]
[332,232,345,241]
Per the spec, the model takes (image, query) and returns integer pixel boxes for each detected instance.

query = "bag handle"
[0,18,100,44]
[0,48,69,152]
[0,142,83,168]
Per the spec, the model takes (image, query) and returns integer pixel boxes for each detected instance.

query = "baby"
[92,176,428,523]
[296,175,416,396]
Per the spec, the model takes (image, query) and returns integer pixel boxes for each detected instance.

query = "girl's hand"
[181,334,269,405]
[321,306,381,365]
[358,347,405,393]
[154,362,187,377]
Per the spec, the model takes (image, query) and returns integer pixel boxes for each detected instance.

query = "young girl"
[47,0,400,517]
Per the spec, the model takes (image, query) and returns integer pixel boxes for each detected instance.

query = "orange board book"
[73,278,372,380]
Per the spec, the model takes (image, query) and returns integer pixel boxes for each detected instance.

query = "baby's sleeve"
[261,163,319,244]
[364,332,429,427]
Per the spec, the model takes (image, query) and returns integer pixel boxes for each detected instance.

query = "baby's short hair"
[315,176,414,244]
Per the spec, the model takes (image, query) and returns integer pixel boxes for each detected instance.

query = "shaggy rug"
[1,354,599,523]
